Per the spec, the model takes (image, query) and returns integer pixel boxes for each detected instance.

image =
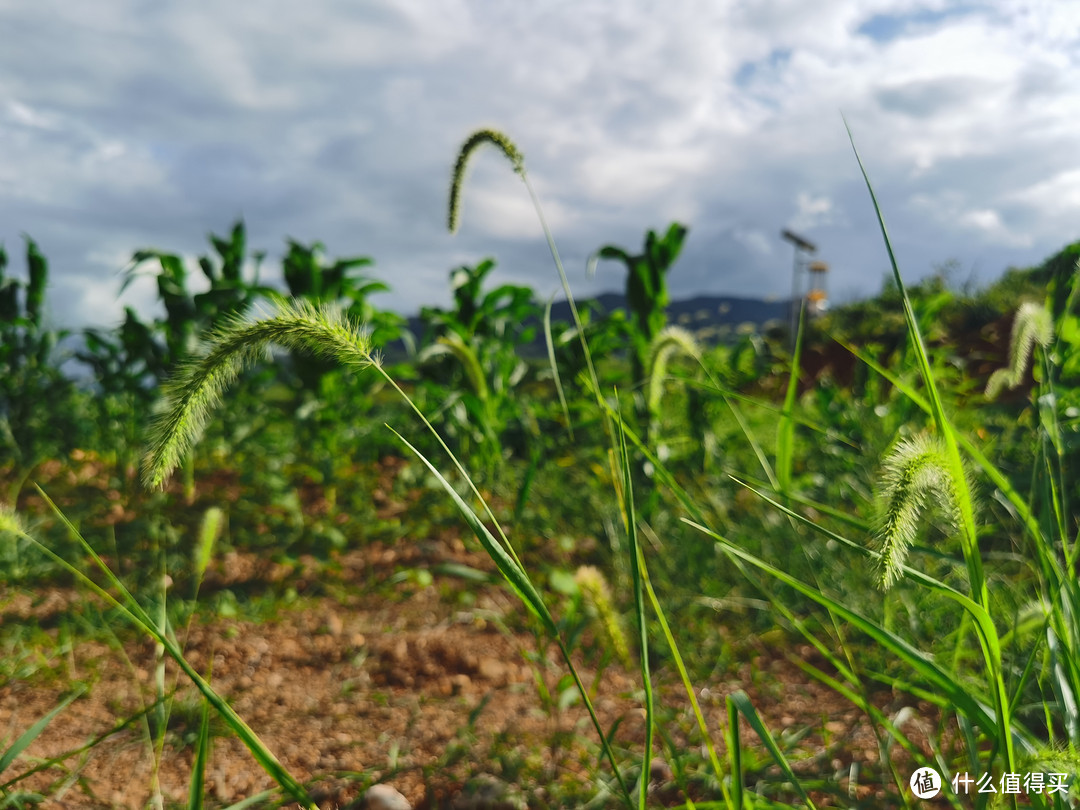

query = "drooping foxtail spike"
[448,129,526,234]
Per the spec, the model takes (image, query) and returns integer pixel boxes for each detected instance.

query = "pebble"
[450,775,526,809]
[650,757,673,783]
[362,783,411,810]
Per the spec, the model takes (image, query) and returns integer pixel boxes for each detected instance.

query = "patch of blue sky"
[857,4,984,43]
[734,48,792,90]
[733,48,790,111]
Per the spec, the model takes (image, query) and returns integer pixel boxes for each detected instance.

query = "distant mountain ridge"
[555,292,791,335]
[403,292,791,349]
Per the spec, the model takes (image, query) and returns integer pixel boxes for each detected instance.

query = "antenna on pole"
[781,229,817,346]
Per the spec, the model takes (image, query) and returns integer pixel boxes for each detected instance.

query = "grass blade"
[388,427,633,805]
[388,428,554,633]
[615,400,653,809]
[727,690,817,809]
[726,697,743,810]
[187,697,212,810]
[543,293,574,439]
[18,495,316,808]
[846,121,1015,780]
[687,518,1004,741]
[844,119,983,598]
[641,563,728,795]
[777,302,805,496]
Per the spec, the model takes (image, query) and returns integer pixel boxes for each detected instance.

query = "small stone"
[450,673,472,695]
[363,783,412,810]
[326,612,344,636]
[451,775,526,809]
[478,657,506,683]
[649,757,673,783]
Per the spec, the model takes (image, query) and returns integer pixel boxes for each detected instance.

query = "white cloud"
[0,0,1077,328]
[732,227,774,257]
[790,192,840,232]
[1010,168,1080,213]
[910,193,1033,248]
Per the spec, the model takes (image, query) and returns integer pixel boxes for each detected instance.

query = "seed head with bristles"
[0,503,24,537]
[872,434,969,590]
[646,325,702,418]
[142,300,377,491]
[575,565,632,668]
[985,300,1053,399]
[448,129,526,234]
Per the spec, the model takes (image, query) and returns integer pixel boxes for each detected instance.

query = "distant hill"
[400,292,791,354]
[579,293,791,338]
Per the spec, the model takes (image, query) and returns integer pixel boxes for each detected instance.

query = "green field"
[1,130,1079,809]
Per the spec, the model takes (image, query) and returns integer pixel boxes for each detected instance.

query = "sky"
[1,0,1078,331]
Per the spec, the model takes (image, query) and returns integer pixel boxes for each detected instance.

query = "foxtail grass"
[873,434,966,590]
[646,325,702,435]
[986,301,1053,399]
[575,565,632,669]
[448,129,525,235]
[143,300,376,490]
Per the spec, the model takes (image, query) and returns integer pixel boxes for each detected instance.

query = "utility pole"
[781,228,817,348]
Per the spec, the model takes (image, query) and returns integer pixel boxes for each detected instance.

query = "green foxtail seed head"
[0,503,23,536]
[448,129,526,234]
[142,300,376,491]
[986,744,1080,806]
[872,434,968,590]
[575,565,632,668]
[646,325,702,419]
[418,331,490,403]
[986,300,1053,399]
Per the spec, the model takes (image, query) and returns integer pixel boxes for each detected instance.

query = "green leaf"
[389,429,555,634]
[727,690,817,809]
[777,301,805,495]
[187,698,212,810]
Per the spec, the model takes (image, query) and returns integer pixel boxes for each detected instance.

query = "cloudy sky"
[1,0,1078,331]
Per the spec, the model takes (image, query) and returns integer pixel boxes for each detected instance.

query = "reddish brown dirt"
[1,456,934,808]
[0,541,932,809]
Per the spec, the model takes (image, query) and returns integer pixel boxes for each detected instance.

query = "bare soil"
[0,457,931,808]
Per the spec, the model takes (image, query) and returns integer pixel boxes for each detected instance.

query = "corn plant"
[589,222,689,386]
[417,258,542,475]
[76,307,168,483]
[0,238,89,504]
[121,220,276,374]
